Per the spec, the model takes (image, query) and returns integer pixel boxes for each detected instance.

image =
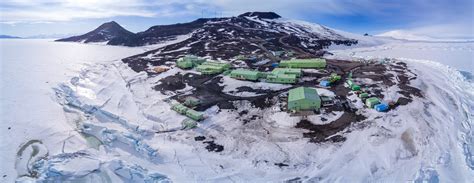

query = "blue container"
[375,103,389,112]
[319,80,331,87]
[271,63,279,67]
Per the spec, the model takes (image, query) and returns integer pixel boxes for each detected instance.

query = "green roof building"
[185,109,204,121]
[351,84,361,91]
[288,87,321,112]
[172,104,188,114]
[183,96,200,107]
[176,55,206,69]
[266,74,297,84]
[172,103,204,121]
[346,79,361,91]
[182,119,197,129]
[196,61,231,75]
[279,58,326,68]
[366,97,380,108]
[272,68,302,77]
[176,58,194,69]
[329,73,341,83]
[359,92,369,99]
[230,69,262,81]
[346,80,354,87]
[265,68,301,84]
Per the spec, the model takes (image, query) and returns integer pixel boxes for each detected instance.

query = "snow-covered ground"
[1,38,474,182]
[47,50,474,182]
[0,39,150,182]
[328,41,474,74]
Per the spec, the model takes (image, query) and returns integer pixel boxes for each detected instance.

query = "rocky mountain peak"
[238,12,281,19]
[56,21,133,43]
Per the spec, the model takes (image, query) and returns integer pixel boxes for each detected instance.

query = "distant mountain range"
[0,35,22,39]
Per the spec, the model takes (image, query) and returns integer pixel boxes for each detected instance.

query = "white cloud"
[0,0,197,23]
[0,0,381,24]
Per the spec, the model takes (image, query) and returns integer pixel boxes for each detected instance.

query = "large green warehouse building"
[196,61,231,75]
[288,87,321,112]
[279,58,326,68]
[266,68,302,84]
[176,55,207,69]
[229,69,263,81]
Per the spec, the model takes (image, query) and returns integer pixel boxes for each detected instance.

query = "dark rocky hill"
[55,12,358,72]
[237,12,281,19]
[56,21,133,43]
[108,19,208,46]
[120,12,358,72]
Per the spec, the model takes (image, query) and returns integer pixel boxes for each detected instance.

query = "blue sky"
[0,0,473,38]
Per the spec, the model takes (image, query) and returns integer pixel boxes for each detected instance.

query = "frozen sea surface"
[0,39,147,182]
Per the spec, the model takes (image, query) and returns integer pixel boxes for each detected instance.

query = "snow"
[219,76,291,97]
[377,30,438,41]
[0,39,177,182]
[278,19,343,39]
[315,88,335,97]
[48,55,473,181]
[376,30,474,42]
[270,112,300,128]
[141,34,192,51]
[327,41,474,73]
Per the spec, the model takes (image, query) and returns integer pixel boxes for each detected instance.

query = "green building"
[288,87,321,112]
[171,104,188,114]
[265,68,302,84]
[329,73,341,83]
[196,61,231,75]
[272,68,302,77]
[279,58,326,68]
[183,96,200,107]
[359,92,369,99]
[346,79,361,91]
[185,109,204,121]
[171,103,204,121]
[176,59,194,69]
[229,69,262,81]
[266,74,297,84]
[182,119,197,129]
[176,55,206,69]
[351,84,361,91]
[366,97,380,108]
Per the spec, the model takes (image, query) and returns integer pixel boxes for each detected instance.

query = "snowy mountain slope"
[120,12,359,72]
[377,30,437,41]
[103,12,357,48]
[376,30,474,42]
